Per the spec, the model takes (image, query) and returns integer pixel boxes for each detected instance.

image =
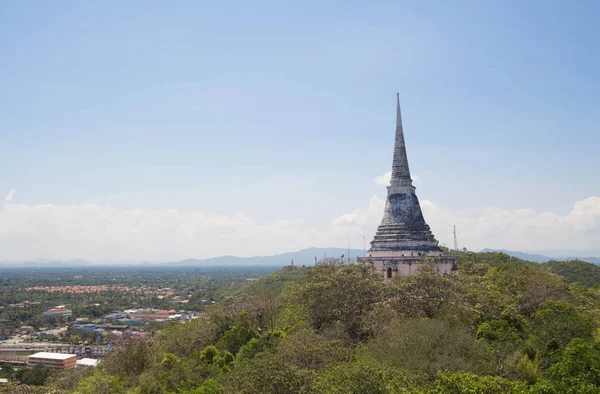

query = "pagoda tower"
[357,94,457,278]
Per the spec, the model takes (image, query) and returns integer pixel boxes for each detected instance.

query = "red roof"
[48,308,70,313]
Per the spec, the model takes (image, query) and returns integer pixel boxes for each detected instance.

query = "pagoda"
[357,94,457,278]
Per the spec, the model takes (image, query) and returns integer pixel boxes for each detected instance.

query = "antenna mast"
[347,233,350,263]
[453,225,459,251]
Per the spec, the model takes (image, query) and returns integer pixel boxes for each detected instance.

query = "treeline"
[10,255,600,393]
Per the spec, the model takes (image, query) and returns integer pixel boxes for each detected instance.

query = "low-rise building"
[76,358,99,368]
[27,352,77,370]
[43,307,72,319]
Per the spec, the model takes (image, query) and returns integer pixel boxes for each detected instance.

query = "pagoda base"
[357,255,458,279]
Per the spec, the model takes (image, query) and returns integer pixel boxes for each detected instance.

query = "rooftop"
[28,352,76,360]
[47,307,71,313]
[77,358,99,367]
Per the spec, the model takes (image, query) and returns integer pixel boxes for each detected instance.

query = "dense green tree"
[370,318,487,380]
[475,308,530,376]
[217,311,258,355]
[20,365,51,386]
[544,260,600,287]
[311,353,403,394]
[430,372,528,394]
[547,338,600,392]
[236,330,285,362]
[73,371,126,394]
[531,301,594,368]
[225,351,315,394]
[389,264,454,319]
[296,264,384,340]
[101,336,156,385]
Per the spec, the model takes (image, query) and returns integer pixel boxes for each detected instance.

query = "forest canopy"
[10,252,600,394]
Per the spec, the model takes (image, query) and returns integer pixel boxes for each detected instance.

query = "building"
[27,352,77,370]
[43,307,72,319]
[357,94,457,278]
[76,358,99,368]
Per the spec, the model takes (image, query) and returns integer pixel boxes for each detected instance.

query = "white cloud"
[1,195,599,262]
[334,195,600,253]
[373,172,391,186]
[0,202,335,262]
[4,189,15,202]
[332,196,385,227]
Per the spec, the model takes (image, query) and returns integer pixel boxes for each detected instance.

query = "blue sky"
[1,1,599,261]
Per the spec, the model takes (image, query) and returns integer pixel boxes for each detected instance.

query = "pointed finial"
[396,92,402,126]
[390,92,411,183]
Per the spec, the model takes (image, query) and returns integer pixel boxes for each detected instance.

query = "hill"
[168,247,366,267]
[37,260,600,393]
[481,248,600,265]
[543,260,600,287]
[0,258,92,267]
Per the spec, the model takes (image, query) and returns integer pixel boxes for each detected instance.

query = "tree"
[73,371,126,394]
[431,372,528,394]
[531,301,594,368]
[254,280,282,332]
[548,339,600,391]
[311,353,402,394]
[20,364,50,386]
[101,335,156,382]
[217,311,258,355]
[369,318,487,380]
[225,351,315,394]
[236,330,285,362]
[296,264,384,340]
[475,308,529,376]
[389,264,453,318]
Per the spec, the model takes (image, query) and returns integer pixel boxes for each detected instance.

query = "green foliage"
[73,371,126,394]
[311,353,403,394]
[102,336,156,382]
[217,311,258,355]
[44,368,94,392]
[389,264,454,318]
[199,345,220,364]
[548,338,600,392]
[26,258,600,393]
[430,372,528,393]
[370,318,487,380]
[179,379,223,394]
[531,301,594,368]
[155,316,218,358]
[296,264,384,340]
[20,364,51,386]
[544,260,600,287]
[236,330,285,362]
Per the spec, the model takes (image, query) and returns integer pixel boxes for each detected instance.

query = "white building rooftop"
[28,352,76,360]
[77,358,99,367]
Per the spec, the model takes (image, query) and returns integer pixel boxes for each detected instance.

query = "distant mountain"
[480,249,600,265]
[0,258,92,267]
[168,247,367,267]
[3,248,599,268]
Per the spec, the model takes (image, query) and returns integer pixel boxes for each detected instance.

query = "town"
[0,265,274,384]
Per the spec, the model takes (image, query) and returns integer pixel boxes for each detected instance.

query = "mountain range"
[1,248,599,268]
[0,248,365,268]
[481,249,600,265]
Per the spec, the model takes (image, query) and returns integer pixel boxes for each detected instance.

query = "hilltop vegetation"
[543,260,600,287]
[9,253,600,393]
